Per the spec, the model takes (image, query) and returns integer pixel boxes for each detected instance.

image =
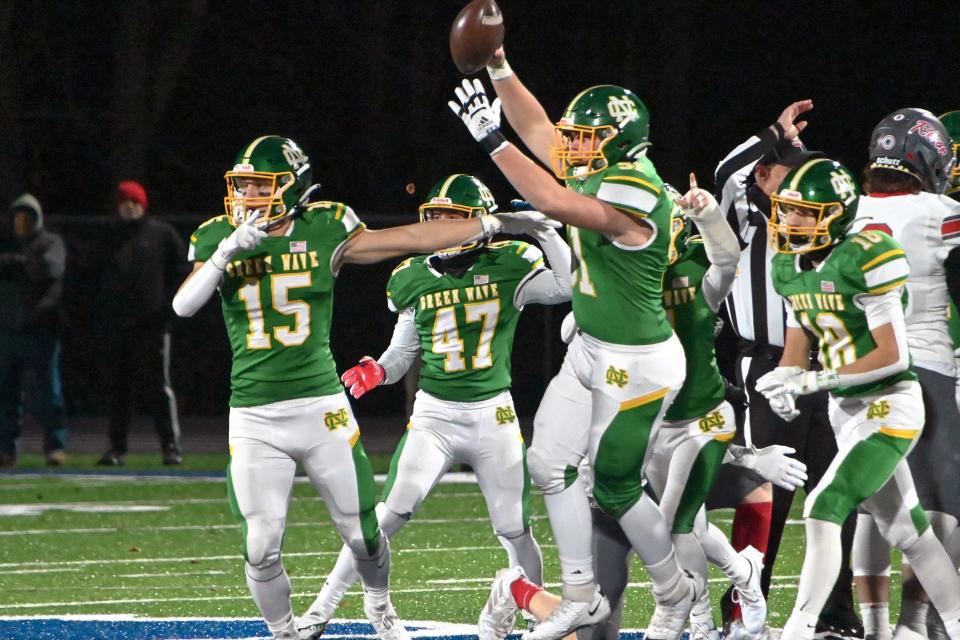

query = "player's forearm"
[779,326,812,369]
[172,260,222,317]
[377,310,419,385]
[342,218,494,265]
[488,74,554,166]
[492,146,620,233]
[834,320,909,384]
[536,228,572,293]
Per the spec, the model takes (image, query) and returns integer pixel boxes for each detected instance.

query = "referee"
[708,101,861,640]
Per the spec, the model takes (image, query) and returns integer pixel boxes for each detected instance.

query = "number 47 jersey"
[772,229,917,397]
[188,202,365,407]
[386,241,545,402]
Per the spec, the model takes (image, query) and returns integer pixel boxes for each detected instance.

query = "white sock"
[246,562,294,626]
[673,532,708,582]
[354,533,390,595]
[897,600,930,636]
[498,530,544,585]
[645,548,687,605]
[700,522,752,586]
[861,603,891,640]
[900,528,960,623]
[265,611,297,638]
[795,519,842,618]
[302,545,355,623]
[543,479,595,598]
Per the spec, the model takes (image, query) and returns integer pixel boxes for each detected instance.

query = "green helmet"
[550,85,651,180]
[418,174,497,256]
[224,135,313,226]
[769,158,860,254]
[940,110,960,194]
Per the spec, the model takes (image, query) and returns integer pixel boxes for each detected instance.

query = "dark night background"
[1,1,958,443]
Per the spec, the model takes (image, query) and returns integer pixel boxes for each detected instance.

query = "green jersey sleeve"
[188,215,231,262]
[594,160,664,218]
[846,230,909,295]
[386,256,423,313]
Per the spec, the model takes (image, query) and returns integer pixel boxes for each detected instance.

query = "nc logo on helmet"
[281,143,308,169]
[830,171,857,205]
[607,95,638,126]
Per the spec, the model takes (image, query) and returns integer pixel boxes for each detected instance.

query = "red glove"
[341,356,385,399]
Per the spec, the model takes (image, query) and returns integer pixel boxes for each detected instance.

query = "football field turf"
[0,458,901,639]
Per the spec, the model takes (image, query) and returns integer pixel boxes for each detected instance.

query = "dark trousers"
[0,331,68,454]
[736,347,857,616]
[105,328,181,454]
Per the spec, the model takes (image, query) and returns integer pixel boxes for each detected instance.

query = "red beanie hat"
[117,180,148,210]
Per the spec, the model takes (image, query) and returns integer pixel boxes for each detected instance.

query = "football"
[449,0,504,75]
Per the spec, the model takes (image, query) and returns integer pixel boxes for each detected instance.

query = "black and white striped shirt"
[714,126,789,349]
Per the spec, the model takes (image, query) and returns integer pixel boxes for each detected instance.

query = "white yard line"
[0,544,549,571]
[0,471,480,484]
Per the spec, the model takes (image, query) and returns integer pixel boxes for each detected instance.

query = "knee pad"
[874,503,928,550]
[244,517,284,575]
[527,446,574,495]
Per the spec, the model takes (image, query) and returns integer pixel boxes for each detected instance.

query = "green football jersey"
[949,301,960,350]
[663,240,726,421]
[771,230,917,397]
[565,155,674,345]
[386,241,544,402]
[188,202,365,407]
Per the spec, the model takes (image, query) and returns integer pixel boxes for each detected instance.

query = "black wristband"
[479,128,508,155]
[770,121,785,140]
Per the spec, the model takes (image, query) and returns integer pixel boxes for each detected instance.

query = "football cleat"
[478,566,524,640]
[690,621,720,640]
[521,587,609,640]
[646,571,705,640]
[733,545,767,633]
[723,618,753,640]
[364,592,411,640]
[297,620,327,640]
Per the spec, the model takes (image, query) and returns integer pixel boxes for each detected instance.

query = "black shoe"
[162,445,182,466]
[97,450,125,466]
[816,609,865,640]
[0,451,16,467]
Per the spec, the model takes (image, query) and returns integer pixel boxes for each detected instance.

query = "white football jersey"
[852,192,960,376]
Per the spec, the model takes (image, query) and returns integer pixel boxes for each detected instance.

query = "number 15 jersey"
[188,202,364,407]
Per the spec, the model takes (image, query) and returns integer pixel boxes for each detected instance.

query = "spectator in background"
[0,193,68,466]
[97,181,187,466]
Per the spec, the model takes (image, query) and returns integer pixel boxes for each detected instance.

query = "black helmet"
[868,108,956,194]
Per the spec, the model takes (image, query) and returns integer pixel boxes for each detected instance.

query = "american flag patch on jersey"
[672,276,689,288]
[289,240,307,253]
[474,274,489,285]
[821,281,835,293]
[942,214,960,241]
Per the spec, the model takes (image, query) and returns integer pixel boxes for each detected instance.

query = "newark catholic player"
[298,173,571,632]
[171,136,557,640]
[754,158,960,640]
[447,45,702,640]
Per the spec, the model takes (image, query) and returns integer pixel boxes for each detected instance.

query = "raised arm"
[485,48,555,167]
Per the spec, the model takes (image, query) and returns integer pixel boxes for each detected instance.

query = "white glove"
[756,365,839,399]
[211,211,268,270]
[448,78,508,154]
[741,445,808,491]
[495,211,561,237]
[769,392,801,422]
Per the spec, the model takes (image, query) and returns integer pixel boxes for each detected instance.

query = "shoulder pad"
[390,257,416,277]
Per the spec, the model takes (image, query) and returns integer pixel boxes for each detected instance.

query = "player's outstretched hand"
[751,445,808,490]
[496,211,561,237]
[677,173,720,221]
[341,356,385,399]
[448,79,504,152]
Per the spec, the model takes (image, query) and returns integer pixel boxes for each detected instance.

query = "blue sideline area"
[0,617,652,640]
[0,617,654,640]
